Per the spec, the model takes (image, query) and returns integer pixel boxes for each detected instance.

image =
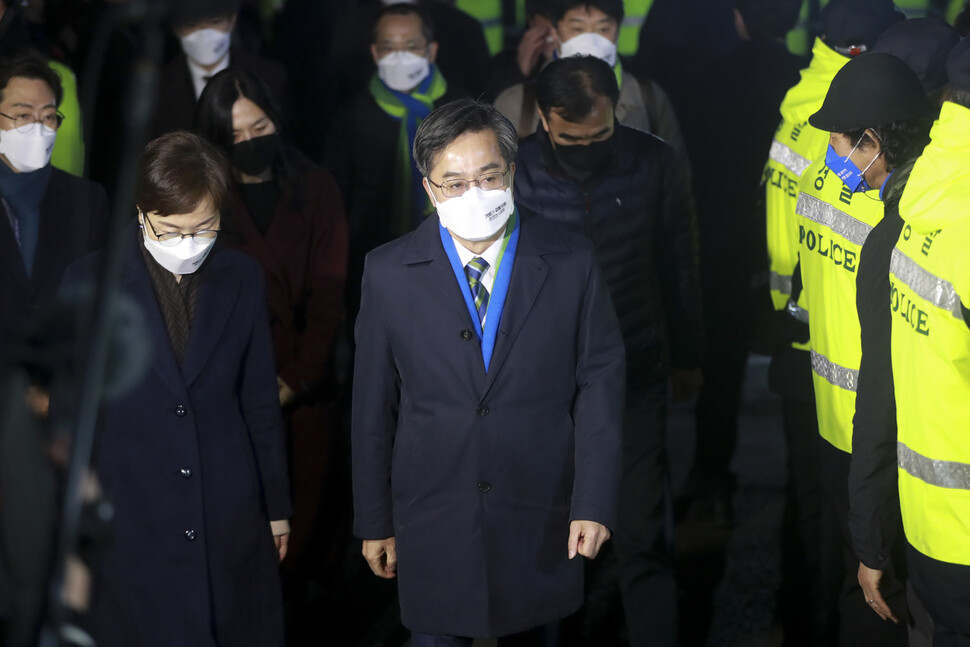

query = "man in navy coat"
[352,99,626,644]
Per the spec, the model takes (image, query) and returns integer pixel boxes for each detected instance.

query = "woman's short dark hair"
[843,116,933,170]
[536,55,619,122]
[0,53,63,107]
[135,131,233,216]
[413,99,518,178]
[552,0,624,24]
[941,85,970,110]
[197,67,282,155]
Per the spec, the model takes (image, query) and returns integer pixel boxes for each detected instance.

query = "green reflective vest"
[764,38,848,339]
[618,0,654,57]
[456,0,504,55]
[795,160,883,452]
[49,61,84,177]
[892,101,970,566]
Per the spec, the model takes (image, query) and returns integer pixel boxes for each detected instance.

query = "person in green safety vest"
[455,0,505,55]
[798,51,933,645]
[759,1,903,642]
[882,40,970,645]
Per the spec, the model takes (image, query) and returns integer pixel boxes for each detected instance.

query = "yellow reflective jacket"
[795,159,883,452]
[892,101,970,565]
[764,37,848,343]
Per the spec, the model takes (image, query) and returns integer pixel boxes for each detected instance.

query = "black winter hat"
[810,52,931,132]
[946,37,970,94]
[873,17,960,93]
[821,0,904,51]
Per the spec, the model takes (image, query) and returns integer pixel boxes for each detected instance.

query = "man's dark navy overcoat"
[352,209,625,638]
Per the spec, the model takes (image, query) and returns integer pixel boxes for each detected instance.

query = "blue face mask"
[824,132,881,193]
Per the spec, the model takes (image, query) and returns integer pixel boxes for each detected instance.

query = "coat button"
[477,405,489,416]
[185,529,196,541]
[460,329,473,341]
[180,468,192,478]
[477,482,492,493]
[175,404,186,417]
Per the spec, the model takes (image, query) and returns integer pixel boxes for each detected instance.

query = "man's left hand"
[568,520,610,559]
[273,533,290,563]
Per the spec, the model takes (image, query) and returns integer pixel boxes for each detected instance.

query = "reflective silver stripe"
[890,248,965,320]
[770,271,792,295]
[787,299,809,324]
[621,16,647,27]
[810,349,858,391]
[898,441,970,490]
[769,139,812,177]
[796,193,873,247]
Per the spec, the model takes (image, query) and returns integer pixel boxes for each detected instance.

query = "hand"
[517,23,555,78]
[858,562,898,623]
[568,520,610,559]
[277,377,297,407]
[671,368,703,402]
[363,537,397,578]
[25,385,50,418]
[273,532,290,563]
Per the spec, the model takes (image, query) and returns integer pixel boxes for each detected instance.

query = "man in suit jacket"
[0,54,108,381]
[151,0,287,138]
[352,99,625,644]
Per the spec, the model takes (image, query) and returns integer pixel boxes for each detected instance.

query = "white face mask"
[559,32,617,67]
[141,222,217,275]
[180,28,231,67]
[434,187,514,242]
[0,122,57,173]
[377,51,430,92]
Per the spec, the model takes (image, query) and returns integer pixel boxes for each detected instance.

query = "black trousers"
[818,440,908,647]
[778,395,823,647]
[614,385,676,647]
[908,544,970,647]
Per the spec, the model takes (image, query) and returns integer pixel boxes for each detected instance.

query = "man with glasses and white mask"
[352,98,625,646]
[324,2,464,336]
[0,54,108,412]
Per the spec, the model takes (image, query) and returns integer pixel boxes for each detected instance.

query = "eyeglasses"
[427,167,511,198]
[0,110,64,132]
[142,212,220,247]
[374,41,429,58]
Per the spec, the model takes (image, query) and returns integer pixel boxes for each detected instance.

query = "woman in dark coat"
[72,132,291,646]
[196,68,349,602]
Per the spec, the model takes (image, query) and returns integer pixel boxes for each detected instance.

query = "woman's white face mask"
[140,215,218,275]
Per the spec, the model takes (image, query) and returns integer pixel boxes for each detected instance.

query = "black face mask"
[552,131,616,180]
[231,133,280,177]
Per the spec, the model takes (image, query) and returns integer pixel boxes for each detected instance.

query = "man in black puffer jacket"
[513,55,702,647]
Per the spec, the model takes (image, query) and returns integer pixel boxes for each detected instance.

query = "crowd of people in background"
[2,0,970,646]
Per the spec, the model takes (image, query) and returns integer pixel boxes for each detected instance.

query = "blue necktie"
[464,257,490,328]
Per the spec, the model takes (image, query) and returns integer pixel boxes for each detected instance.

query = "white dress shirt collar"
[187,54,230,100]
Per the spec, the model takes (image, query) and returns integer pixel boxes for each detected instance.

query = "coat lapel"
[180,246,237,386]
[0,200,28,288]
[481,216,551,397]
[123,237,186,397]
[403,216,481,335]
[31,178,69,293]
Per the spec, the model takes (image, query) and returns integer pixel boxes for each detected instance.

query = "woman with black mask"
[196,67,348,622]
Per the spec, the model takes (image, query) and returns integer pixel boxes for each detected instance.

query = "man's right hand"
[858,562,898,623]
[517,24,555,78]
[362,538,397,579]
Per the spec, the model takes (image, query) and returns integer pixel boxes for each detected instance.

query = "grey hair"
[413,99,518,178]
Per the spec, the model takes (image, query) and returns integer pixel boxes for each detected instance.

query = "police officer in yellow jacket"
[760,1,901,640]
[801,51,932,644]
[885,40,970,646]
